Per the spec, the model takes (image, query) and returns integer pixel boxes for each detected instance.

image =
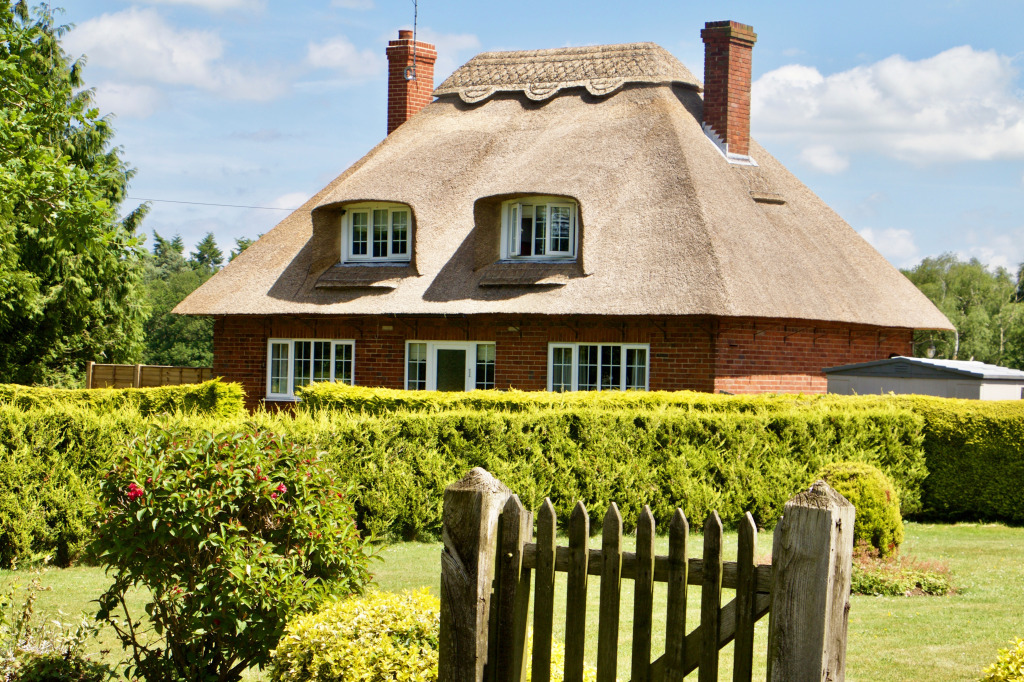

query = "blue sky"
[61,0,1024,271]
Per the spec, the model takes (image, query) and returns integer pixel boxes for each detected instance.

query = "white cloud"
[133,0,264,10]
[306,35,383,80]
[798,144,849,174]
[332,0,374,9]
[65,8,284,101]
[410,28,481,80]
[859,227,919,267]
[90,82,165,119]
[268,192,309,211]
[753,46,1024,164]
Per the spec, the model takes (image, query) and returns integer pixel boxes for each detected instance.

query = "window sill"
[315,263,417,289]
[264,396,300,403]
[478,261,582,288]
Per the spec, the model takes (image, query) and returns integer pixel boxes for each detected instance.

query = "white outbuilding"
[824,356,1024,400]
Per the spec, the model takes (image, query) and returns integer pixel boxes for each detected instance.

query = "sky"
[59,0,1024,272]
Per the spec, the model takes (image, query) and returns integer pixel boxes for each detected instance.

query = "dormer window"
[342,202,412,263]
[501,197,577,261]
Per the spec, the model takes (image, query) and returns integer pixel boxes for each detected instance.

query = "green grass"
[2,522,1021,681]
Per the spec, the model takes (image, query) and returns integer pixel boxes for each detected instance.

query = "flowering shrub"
[270,589,596,682]
[93,429,373,682]
[979,637,1024,681]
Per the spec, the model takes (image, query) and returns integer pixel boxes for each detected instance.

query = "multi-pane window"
[267,339,355,399]
[476,344,495,389]
[342,203,412,262]
[548,343,649,392]
[407,342,427,390]
[504,197,577,260]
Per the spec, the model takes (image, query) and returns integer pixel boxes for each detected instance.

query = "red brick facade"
[386,31,436,135]
[701,20,757,157]
[213,315,913,408]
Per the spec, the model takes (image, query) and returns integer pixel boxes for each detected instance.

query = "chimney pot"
[385,30,437,135]
[701,20,757,159]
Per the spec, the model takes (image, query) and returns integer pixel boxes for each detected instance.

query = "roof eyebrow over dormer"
[433,42,701,103]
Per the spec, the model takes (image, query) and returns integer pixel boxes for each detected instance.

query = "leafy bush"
[93,429,373,682]
[270,590,594,682]
[0,447,94,568]
[0,380,245,418]
[850,550,953,596]
[903,398,1024,522]
[0,579,115,682]
[271,590,439,682]
[979,637,1024,682]
[820,461,904,556]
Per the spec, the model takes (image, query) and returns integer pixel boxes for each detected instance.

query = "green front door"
[436,349,467,391]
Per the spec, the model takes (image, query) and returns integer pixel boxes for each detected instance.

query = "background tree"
[0,2,147,385]
[229,235,259,261]
[903,253,1024,369]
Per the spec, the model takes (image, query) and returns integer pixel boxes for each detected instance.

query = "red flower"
[126,482,145,501]
[276,483,287,494]
[271,492,278,499]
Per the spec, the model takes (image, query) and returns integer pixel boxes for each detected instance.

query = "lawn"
[2,522,1020,681]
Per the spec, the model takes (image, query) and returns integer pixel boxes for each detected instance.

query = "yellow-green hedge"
[0,380,245,418]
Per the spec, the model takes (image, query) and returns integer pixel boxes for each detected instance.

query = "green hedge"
[0,385,1019,565]
[0,380,246,418]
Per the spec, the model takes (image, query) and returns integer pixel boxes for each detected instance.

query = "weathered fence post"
[767,480,855,682]
[85,362,95,390]
[439,468,511,682]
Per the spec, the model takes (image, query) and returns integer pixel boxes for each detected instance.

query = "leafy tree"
[0,2,147,386]
[190,232,224,274]
[902,253,1024,369]
[229,235,259,261]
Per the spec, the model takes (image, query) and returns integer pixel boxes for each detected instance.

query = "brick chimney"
[700,20,757,158]
[386,30,437,135]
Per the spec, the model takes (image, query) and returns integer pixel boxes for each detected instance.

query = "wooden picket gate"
[438,468,855,682]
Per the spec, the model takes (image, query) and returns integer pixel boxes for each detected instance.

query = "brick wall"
[214,314,911,408]
[712,318,913,394]
[385,31,436,135]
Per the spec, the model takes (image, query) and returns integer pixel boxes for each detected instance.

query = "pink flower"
[276,483,287,494]
[271,492,278,499]
[126,482,144,501]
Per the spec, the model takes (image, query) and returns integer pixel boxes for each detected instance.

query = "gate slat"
[697,512,724,682]
[597,503,623,682]
[733,512,758,682]
[664,509,689,682]
[564,502,590,682]
[631,506,656,682]
[495,495,532,682]
[531,499,557,682]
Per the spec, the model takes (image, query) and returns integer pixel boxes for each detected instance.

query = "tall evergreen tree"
[0,2,147,385]
[190,232,224,274]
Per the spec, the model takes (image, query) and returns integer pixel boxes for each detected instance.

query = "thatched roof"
[434,42,700,103]
[175,43,952,331]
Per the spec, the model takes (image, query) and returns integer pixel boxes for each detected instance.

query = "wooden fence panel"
[631,506,655,682]
[563,502,589,682]
[596,503,622,682]
[437,470,853,682]
[531,500,557,682]
[86,361,213,389]
[663,509,689,682]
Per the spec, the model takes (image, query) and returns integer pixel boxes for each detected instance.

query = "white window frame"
[341,202,412,263]
[404,341,496,391]
[501,196,578,261]
[266,338,356,400]
[546,343,650,392]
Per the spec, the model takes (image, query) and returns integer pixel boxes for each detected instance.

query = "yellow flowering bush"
[980,637,1024,682]
[270,589,597,682]
[270,590,439,682]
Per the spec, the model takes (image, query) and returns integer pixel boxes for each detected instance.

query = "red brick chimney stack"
[386,30,437,135]
[700,20,757,158]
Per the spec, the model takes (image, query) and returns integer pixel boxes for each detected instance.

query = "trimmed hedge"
[0,380,245,418]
